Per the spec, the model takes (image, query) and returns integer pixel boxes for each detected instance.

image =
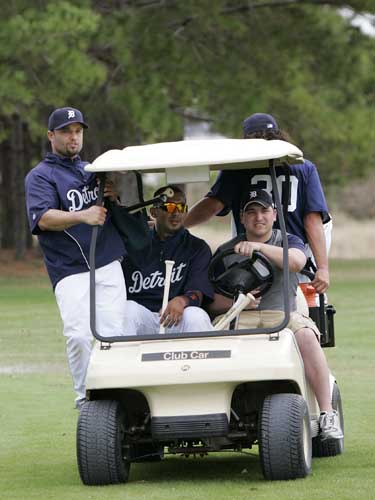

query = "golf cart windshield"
[85,139,304,344]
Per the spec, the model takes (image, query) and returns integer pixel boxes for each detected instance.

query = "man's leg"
[120,300,160,334]
[55,261,130,406]
[237,311,262,329]
[55,272,92,406]
[261,310,342,440]
[294,327,332,411]
[96,260,128,336]
[174,306,213,333]
[294,325,343,440]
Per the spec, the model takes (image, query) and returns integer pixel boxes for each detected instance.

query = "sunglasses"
[157,202,188,214]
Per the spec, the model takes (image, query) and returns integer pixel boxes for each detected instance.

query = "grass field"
[0,258,374,500]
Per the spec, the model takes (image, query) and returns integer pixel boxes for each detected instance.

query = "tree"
[0,1,106,254]
[82,0,374,184]
[0,0,374,254]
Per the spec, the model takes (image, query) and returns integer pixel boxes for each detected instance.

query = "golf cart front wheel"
[259,393,312,480]
[77,400,130,485]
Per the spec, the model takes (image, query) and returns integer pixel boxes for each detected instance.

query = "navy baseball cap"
[48,107,88,131]
[241,189,274,211]
[242,113,279,137]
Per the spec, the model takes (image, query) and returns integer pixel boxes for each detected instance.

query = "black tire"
[77,400,130,485]
[312,382,344,457]
[259,393,312,480]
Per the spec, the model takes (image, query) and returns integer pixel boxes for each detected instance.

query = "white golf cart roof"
[85,138,303,183]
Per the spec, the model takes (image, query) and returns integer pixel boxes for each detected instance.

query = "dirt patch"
[328,213,375,259]
[0,363,66,375]
[0,249,47,278]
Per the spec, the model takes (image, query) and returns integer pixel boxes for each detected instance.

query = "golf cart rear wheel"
[312,382,344,457]
[259,393,312,480]
[77,400,130,485]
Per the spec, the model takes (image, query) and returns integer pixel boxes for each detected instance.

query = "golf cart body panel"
[85,328,320,431]
[86,330,305,390]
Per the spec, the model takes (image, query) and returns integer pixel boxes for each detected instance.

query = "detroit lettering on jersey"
[24,153,125,289]
[128,263,187,293]
[25,153,101,231]
[67,185,99,211]
[121,227,214,312]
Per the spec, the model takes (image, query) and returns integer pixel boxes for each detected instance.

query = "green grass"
[0,259,374,500]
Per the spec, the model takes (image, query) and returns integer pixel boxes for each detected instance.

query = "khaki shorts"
[237,310,321,338]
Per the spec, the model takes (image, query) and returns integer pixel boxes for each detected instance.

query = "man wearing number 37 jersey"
[184,113,331,295]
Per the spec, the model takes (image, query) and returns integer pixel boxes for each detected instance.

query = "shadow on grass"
[2,451,264,499]
[130,452,263,483]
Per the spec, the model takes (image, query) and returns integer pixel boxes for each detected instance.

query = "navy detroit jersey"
[208,160,329,244]
[25,153,125,288]
[122,228,214,312]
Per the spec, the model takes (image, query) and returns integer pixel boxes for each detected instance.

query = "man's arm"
[234,240,306,272]
[39,179,115,232]
[206,293,235,318]
[184,197,224,228]
[38,206,107,231]
[160,291,203,327]
[304,212,329,294]
[159,237,215,327]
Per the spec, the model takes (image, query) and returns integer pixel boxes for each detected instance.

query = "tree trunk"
[12,116,27,260]
[0,120,14,249]
[0,115,35,257]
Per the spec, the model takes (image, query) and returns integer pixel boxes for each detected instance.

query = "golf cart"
[77,138,344,485]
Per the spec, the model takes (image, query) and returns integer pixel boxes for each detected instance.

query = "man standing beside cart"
[25,107,128,409]
[208,188,343,441]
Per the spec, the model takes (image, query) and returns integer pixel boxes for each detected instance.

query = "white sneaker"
[75,397,87,410]
[319,410,344,440]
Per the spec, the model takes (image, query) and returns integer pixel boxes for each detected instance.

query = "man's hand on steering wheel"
[234,240,262,257]
[208,246,274,299]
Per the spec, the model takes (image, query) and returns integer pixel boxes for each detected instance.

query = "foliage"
[85,0,375,186]
[1,0,374,168]
[0,1,105,139]
[0,0,374,252]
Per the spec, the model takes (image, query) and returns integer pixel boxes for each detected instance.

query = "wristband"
[183,291,201,307]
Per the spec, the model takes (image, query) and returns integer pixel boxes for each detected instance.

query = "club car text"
[141,350,231,362]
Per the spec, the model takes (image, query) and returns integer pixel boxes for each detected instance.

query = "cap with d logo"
[48,107,88,131]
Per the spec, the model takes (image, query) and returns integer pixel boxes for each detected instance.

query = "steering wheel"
[208,248,274,299]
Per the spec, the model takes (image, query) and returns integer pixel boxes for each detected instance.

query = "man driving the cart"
[208,188,343,441]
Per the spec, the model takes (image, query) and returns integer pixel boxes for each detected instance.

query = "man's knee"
[122,300,156,335]
[66,332,92,353]
[295,327,319,347]
[124,300,141,314]
[182,307,212,331]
